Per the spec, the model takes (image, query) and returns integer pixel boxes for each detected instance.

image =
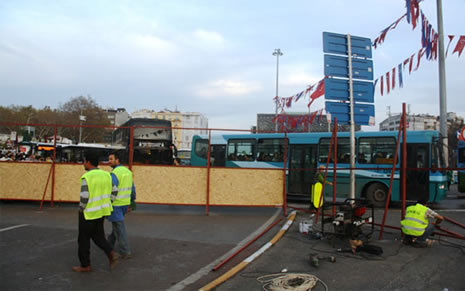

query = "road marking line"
[0,224,29,232]
[166,208,282,291]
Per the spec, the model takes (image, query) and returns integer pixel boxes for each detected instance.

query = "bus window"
[257,138,284,162]
[228,139,255,161]
[194,139,209,159]
[319,138,350,164]
[359,137,396,164]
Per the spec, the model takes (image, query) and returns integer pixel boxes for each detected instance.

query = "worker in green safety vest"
[72,151,119,272]
[311,165,333,209]
[107,151,136,259]
[401,199,444,247]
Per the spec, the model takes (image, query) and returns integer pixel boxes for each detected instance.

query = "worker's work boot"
[119,252,132,259]
[109,250,119,270]
[72,266,92,273]
[425,239,434,247]
[349,239,363,254]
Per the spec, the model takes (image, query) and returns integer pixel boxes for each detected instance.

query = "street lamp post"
[272,48,283,132]
[436,0,448,167]
[79,114,86,144]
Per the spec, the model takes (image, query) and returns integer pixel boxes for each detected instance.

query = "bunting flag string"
[392,67,396,90]
[386,71,390,94]
[308,78,325,108]
[272,77,326,113]
[272,109,325,131]
[272,0,463,111]
[451,35,465,57]
[398,63,403,88]
[374,0,429,50]
[376,45,434,97]
[446,35,455,56]
[373,14,406,49]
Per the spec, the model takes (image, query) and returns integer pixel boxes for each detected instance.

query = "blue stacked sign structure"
[323,32,375,126]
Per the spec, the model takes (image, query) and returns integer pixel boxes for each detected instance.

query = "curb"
[199,211,297,291]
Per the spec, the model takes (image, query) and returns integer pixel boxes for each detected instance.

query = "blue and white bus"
[191,130,448,206]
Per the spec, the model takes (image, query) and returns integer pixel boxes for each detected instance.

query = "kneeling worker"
[401,199,444,247]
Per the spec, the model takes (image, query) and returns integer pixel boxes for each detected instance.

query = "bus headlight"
[439,185,445,189]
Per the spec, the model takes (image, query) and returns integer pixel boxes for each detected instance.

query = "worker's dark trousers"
[78,212,112,267]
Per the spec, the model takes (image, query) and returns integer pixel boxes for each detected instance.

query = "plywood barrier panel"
[132,166,207,204]
[210,168,283,206]
[54,164,113,202]
[0,162,52,200]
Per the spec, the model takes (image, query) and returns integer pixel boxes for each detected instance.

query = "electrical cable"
[438,236,465,254]
[257,273,328,291]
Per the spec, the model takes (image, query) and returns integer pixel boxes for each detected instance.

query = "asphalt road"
[0,202,279,291]
[1,185,464,291]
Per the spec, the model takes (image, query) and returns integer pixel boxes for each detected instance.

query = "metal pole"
[79,121,82,144]
[282,132,288,216]
[347,34,356,200]
[273,49,283,132]
[401,103,407,220]
[51,125,57,207]
[333,118,338,216]
[206,129,212,215]
[379,120,403,240]
[436,0,448,167]
[79,110,82,144]
[128,126,134,170]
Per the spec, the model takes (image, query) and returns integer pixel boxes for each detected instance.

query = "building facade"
[106,108,130,127]
[379,112,463,131]
[131,109,208,150]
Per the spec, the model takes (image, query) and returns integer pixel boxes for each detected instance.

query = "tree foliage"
[0,96,111,143]
[448,117,464,167]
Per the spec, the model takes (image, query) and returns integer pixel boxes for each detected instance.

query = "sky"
[0,0,464,131]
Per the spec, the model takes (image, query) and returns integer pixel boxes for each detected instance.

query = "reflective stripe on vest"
[401,204,429,236]
[112,166,133,206]
[81,169,113,220]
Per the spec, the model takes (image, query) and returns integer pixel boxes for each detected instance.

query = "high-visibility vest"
[401,203,429,236]
[112,166,133,206]
[81,169,113,220]
[311,182,323,208]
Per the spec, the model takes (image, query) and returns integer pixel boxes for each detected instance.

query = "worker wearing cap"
[401,198,444,247]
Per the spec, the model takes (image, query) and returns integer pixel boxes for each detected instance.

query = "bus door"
[211,145,226,166]
[288,144,317,198]
[406,143,429,201]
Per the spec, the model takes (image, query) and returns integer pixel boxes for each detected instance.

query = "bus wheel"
[366,183,388,208]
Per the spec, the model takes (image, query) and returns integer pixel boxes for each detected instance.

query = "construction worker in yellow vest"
[401,199,444,247]
[72,151,119,272]
[107,152,136,259]
[311,165,333,209]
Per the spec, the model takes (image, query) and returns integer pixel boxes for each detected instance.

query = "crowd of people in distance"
[0,149,50,162]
